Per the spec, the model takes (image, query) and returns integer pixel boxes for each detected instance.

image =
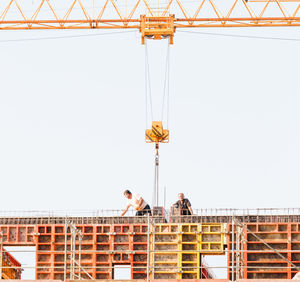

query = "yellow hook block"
[145,121,169,143]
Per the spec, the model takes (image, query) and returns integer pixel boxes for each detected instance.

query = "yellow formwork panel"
[179,223,224,255]
[150,223,225,279]
[150,224,180,279]
[153,223,180,234]
[178,230,182,279]
[199,223,224,255]
[179,225,200,279]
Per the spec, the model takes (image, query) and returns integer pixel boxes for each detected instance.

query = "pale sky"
[1,25,300,279]
[1,27,300,211]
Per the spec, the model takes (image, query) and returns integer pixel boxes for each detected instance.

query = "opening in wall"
[4,246,36,279]
[113,264,131,280]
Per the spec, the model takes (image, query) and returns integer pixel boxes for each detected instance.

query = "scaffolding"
[0,208,300,280]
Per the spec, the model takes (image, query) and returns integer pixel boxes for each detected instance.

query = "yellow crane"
[1,0,300,42]
[1,0,299,204]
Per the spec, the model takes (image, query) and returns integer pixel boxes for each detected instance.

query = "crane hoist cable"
[161,38,170,129]
[144,39,154,129]
[144,38,171,207]
[144,38,171,129]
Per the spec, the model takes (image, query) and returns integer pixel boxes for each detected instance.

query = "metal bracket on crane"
[145,121,169,144]
[140,15,175,44]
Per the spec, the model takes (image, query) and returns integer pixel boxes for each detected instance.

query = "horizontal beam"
[0,0,299,31]
[0,18,300,29]
[0,215,300,224]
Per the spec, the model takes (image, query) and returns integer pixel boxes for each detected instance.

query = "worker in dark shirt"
[173,193,193,215]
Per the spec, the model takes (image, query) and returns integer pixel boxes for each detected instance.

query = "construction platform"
[0,208,300,280]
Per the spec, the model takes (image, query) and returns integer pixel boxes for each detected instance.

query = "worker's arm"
[137,197,145,210]
[121,204,131,216]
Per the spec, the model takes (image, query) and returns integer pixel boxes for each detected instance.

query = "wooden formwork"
[228,222,300,280]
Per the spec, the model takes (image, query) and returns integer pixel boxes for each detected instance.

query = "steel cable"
[178,30,300,42]
[161,38,171,129]
[145,39,154,127]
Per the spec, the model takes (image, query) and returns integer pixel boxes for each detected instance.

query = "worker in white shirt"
[121,190,152,216]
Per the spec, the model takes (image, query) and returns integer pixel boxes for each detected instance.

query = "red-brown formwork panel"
[0,223,149,280]
[34,224,149,280]
[1,221,221,280]
[228,223,300,280]
[0,225,37,245]
[3,280,62,282]
[237,280,298,282]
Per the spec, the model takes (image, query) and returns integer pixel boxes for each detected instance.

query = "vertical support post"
[236,225,241,280]
[72,227,76,279]
[65,220,87,280]
[0,231,3,280]
[70,224,74,280]
[197,225,202,279]
[78,233,82,280]
[163,186,166,211]
[242,226,248,279]
[178,224,182,279]
[287,223,292,279]
[154,143,159,207]
[231,219,235,282]
[197,225,200,279]
[151,217,156,279]
[64,218,68,282]
[147,214,150,282]
[50,225,55,280]
[92,226,97,280]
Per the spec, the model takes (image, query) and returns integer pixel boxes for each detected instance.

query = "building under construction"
[1,208,300,281]
[0,0,299,280]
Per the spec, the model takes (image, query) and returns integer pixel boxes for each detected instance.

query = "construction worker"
[173,193,193,215]
[121,190,152,216]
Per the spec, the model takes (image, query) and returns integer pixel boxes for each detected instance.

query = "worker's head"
[124,190,132,199]
[178,193,184,200]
